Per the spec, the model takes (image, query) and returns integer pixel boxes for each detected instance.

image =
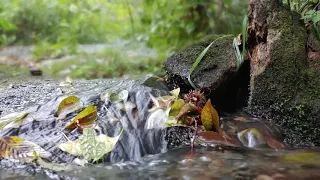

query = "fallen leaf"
[57,128,123,162]
[0,111,28,132]
[201,99,221,133]
[65,104,97,130]
[35,152,70,171]
[175,102,202,124]
[0,136,51,163]
[170,88,180,99]
[169,99,185,117]
[56,139,82,156]
[57,96,82,120]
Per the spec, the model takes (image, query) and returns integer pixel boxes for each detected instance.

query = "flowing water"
[0,76,319,179]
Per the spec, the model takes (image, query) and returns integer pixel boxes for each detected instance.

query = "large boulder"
[164,35,237,91]
[164,35,249,111]
[247,0,320,146]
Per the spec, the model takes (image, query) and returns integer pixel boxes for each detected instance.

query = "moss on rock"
[164,34,237,91]
[247,0,320,146]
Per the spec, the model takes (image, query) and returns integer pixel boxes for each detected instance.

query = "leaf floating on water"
[169,99,185,117]
[56,139,82,156]
[34,151,70,171]
[57,96,82,120]
[0,111,28,132]
[201,99,221,133]
[79,128,105,162]
[57,128,123,162]
[65,104,97,130]
[0,136,51,163]
[237,128,266,148]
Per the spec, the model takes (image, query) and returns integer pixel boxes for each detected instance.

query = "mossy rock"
[247,0,319,146]
[164,35,237,91]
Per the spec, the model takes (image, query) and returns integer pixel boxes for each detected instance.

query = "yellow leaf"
[170,88,180,99]
[57,128,123,162]
[175,102,201,124]
[169,99,185,117]
[65,104,97,130]
[0,136,51,163]
[0,111,28,131]
[56,140,82,156]
[201,99,221,133]
[57,96,82,120]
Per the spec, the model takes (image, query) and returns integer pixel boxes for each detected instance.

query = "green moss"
[247,5,320,146]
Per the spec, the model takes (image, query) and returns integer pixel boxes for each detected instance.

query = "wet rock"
[163,35,249,112]
[247,0,320,146]
[164,35,237,91]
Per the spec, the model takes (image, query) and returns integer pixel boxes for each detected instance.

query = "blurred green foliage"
[1,0,250,79]
[138,0,248,57]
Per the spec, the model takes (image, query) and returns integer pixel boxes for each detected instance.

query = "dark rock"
[247,0,320,146]
[163,35,250,112]
[164,35,237,92]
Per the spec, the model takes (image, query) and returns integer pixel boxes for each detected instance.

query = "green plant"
[138,0,249,57]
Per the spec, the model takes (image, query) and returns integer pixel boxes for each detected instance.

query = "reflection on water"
[1,146,319,179]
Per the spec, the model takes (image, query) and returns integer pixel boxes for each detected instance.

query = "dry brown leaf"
[201,99,221,133]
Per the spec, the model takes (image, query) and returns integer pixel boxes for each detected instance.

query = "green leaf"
[187,41,215,89]
[169,99,185,117]
[35,152,70,171]
[170,88,180,99]
[0,112,28,132]
[57,128,123,162]
[201,99,221,133]
[241,15,248,65]
[56,139,82,156]
[188,35,234,89]
[0,136,51,163]
[312,13,320,23]
[234,37,243,71]
[57,96,82,120]
[65,104,97,130]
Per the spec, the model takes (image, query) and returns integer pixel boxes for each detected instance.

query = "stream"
[0,75,319,180]
[0,43,320,179]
